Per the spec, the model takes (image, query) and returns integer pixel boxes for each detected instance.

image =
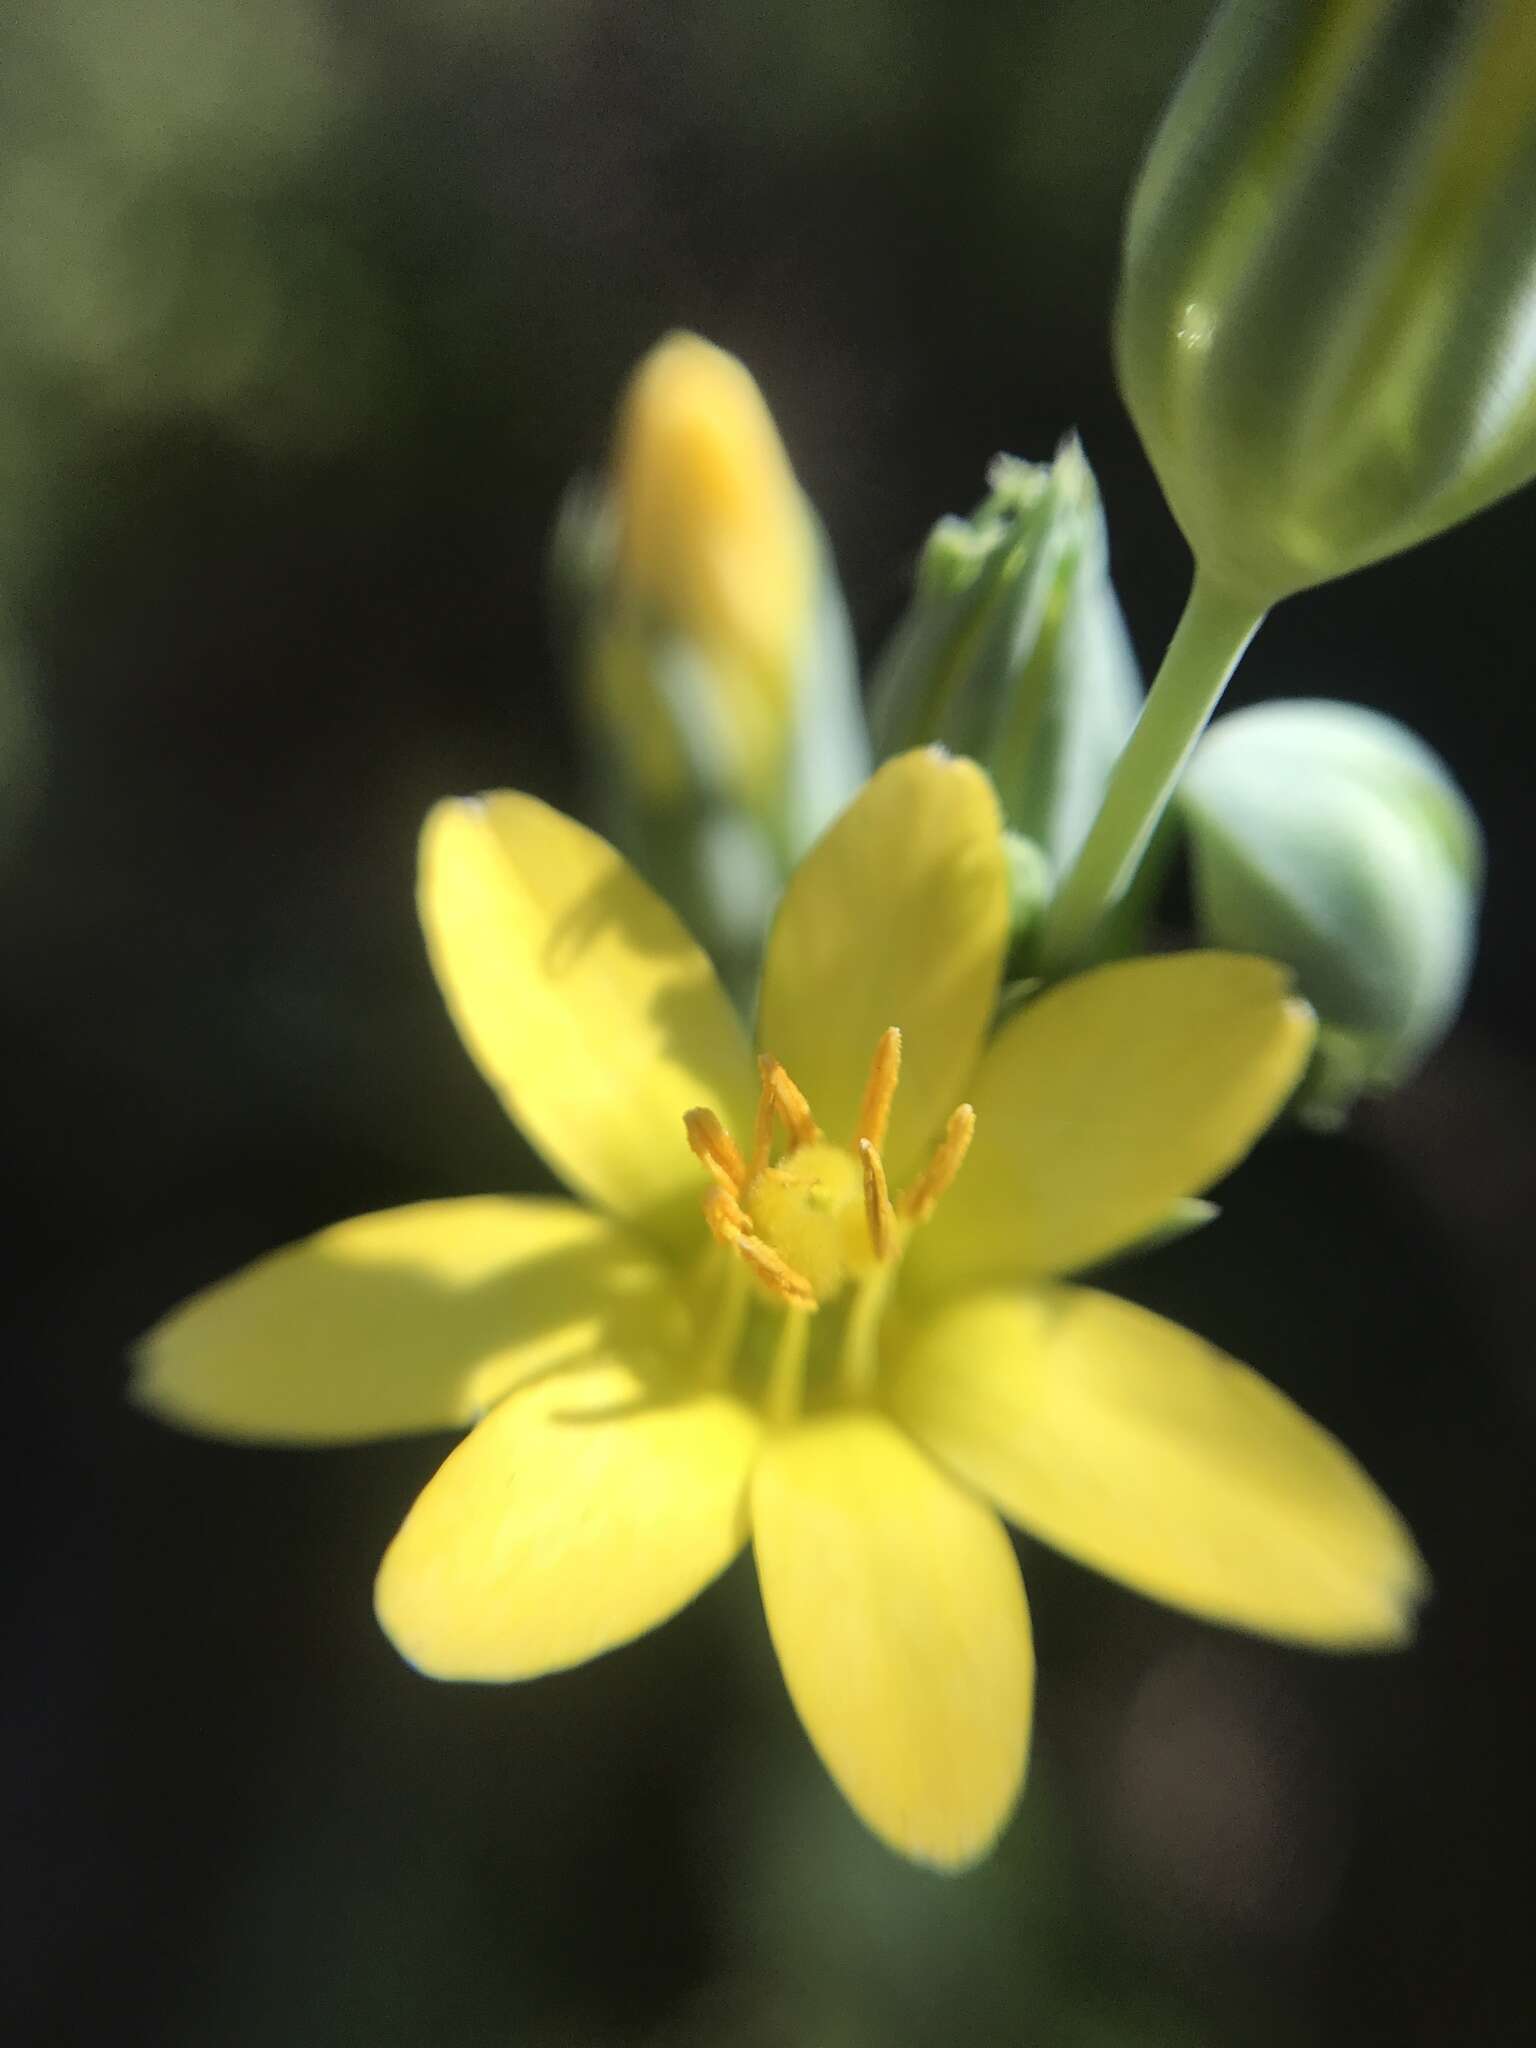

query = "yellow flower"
[134,750,1426,1869]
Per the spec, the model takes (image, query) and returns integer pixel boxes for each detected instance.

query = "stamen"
[855,1026,902,1150]
[698,1255,749,1384]
[758,1055,820,1151]
[702,1184,751,1247]
[840,1257,898,1400]
[684,1107,746,1195]
[736,1237,818,1310]
[901,1104,977,1223]
[701,1187,817,1309]
[859,1138,896,1260]
[750,1063,776,1177]
[765,1301,812,1423]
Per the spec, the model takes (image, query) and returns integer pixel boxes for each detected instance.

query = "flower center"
[743,1140,871,1303]
[682,1027,975,1314]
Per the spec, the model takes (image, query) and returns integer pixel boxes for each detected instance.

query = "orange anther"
[684,1107,747,1195]
[901,1104,976,1224]
[734,1235,818,1310]
[757,1054,820,1152]
[702,1184,751,1246]
[701,1185,817,1308]
[750,1062,777,1177]
[859,1138,896,1260]
[855,1026,902,1151]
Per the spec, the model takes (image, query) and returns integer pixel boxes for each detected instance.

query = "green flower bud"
[1180,699,1483,1123]
[551,333,869,995]
[1119,0,1536,606]
[867,441,1142,879]
[1001,829,1053,953]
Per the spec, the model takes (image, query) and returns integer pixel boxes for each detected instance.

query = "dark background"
[4,3,1533,2042]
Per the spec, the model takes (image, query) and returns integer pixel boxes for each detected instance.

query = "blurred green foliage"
[0,0,374,576]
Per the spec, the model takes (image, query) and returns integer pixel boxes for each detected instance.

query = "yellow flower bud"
[609,332,814,786]
[550,333,867,995]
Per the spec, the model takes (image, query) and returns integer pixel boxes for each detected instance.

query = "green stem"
[1033,573,1266,977]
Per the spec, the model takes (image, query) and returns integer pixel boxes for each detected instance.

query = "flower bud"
[1001,829,1052,952]
[867,440,1141,879]
[608,332,812,797]
[552,332,868,991]
[1118,0,1536,606]
[1180,699,1483,1122]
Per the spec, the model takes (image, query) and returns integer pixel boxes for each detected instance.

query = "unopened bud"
[552,333,868,989]
[1181,699,1483,1123]
[1119,0,1536,606]
[867,440,1141,879]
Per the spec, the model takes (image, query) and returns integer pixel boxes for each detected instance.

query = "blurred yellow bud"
[550,333,867,995]
[612,332,813,722]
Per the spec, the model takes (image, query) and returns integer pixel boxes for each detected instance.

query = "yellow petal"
[756,750,1008,1180]
[376,1359,763,1680]
[910,952,1314,1289]
[419,794,757,1243]
[751,1411,1033,1870]
[132,1199,678,1444]
[890,1288,1427,1648]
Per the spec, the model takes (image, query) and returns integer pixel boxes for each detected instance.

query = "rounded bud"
[1180,699,1483,1122]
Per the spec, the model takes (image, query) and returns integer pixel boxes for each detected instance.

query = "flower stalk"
[1034,573,1263,976]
